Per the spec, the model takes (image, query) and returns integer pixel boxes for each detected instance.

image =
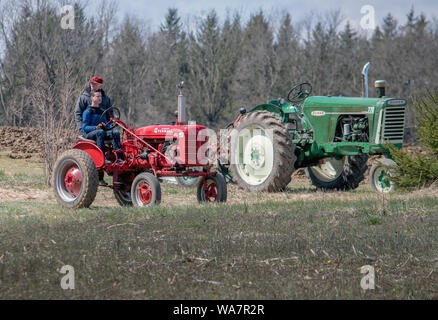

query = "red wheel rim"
[139,183,152,204]
[64,165,82,198]
[204,181,218,202]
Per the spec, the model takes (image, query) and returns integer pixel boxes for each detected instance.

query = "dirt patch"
[0,187,53,202]
[0,127,45,156]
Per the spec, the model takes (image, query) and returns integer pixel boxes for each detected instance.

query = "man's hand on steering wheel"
[287,82,312,103]
[96,122,106,130]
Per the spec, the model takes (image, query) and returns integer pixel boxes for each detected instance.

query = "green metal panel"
[302,96,383,143]
[250,104,283,117]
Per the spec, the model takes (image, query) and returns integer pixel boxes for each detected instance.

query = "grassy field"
[0,154,437,299]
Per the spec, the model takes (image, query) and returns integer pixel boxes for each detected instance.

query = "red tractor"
[52,84,227,209]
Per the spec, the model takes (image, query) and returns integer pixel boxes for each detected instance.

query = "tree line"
[1,0,437,142]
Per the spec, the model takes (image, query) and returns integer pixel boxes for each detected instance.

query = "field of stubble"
[0,153,437,299]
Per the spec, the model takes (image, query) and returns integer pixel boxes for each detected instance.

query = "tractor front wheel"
[197,173,227,203]
[114,189,133,206]
[131,172,161,207]
[52,149,99,208]
[114,173,134,206]
[306,155,368,191]
[369,158,397,193]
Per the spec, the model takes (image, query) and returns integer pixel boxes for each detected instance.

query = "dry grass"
[0,156,437,299]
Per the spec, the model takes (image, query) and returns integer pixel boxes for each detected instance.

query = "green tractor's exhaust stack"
[221,62,404,193]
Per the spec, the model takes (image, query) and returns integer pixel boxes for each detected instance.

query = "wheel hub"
[204,181,218,202]
[249,144,265,169]
[236,126,274,186]
[64,165,82,198]
[375,168,393,192]
[139,183,152,204]
[378,170,391,189]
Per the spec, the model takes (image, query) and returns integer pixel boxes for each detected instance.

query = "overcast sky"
[100,0,438,32]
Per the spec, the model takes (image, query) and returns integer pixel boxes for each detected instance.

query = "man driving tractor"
[75,76,112,131]
[82,89,124,168]
[75,76,113,186]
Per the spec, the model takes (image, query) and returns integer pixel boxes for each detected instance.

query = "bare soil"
[0,126,45,157]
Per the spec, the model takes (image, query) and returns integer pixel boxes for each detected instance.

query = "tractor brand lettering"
[311,111,326,117]
[368,107,375,113]
[154,128,171,134]
[387,100,406,106]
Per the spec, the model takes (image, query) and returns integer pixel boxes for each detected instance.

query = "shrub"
[389,88,438,188]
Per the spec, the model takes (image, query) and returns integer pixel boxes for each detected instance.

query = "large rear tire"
[230,111,296,192]
[52,149,99,208]
[306,155,368,191]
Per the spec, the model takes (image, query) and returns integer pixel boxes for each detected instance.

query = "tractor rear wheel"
[197,173,227,203]
[230,111,296,192]
[131,172,161,207]
[52,149,99,208]
[306,155,368,191]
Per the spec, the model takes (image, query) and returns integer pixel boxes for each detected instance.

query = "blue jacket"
[82,106,110,135]
[75,86,112,130]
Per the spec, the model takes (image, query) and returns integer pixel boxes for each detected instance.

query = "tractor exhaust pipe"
[362,62,371,98]
[177,81,186,124]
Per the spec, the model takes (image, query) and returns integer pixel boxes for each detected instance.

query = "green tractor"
[220,63,405,193]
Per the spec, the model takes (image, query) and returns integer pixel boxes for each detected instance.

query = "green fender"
[249,104,284,117]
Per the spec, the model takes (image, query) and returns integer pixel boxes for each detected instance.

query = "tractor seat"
[78,136,114,144]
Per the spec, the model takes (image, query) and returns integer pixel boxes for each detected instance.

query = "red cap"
[90,76,104,84]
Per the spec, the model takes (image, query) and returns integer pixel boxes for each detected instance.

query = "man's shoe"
[99,180,108,187]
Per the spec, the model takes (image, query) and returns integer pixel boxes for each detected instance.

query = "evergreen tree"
[389,88,438,188]
[233,11,276,107]
[273,13,299,98]
[106,17,148,124]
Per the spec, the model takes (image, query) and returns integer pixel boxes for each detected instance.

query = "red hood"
[135,124,207,140]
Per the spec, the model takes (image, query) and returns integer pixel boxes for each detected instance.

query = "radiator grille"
[382,106,405,144]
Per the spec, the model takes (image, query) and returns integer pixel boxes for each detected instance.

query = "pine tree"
[107,17,148,124]
[273,13,299,97]
[389,88,438,188]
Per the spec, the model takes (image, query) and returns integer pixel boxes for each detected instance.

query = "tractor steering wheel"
[99,107,121,130]
[287,82,312,103]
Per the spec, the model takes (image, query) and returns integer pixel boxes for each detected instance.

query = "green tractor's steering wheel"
[99,107,121,130]
[287,82,312,103]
